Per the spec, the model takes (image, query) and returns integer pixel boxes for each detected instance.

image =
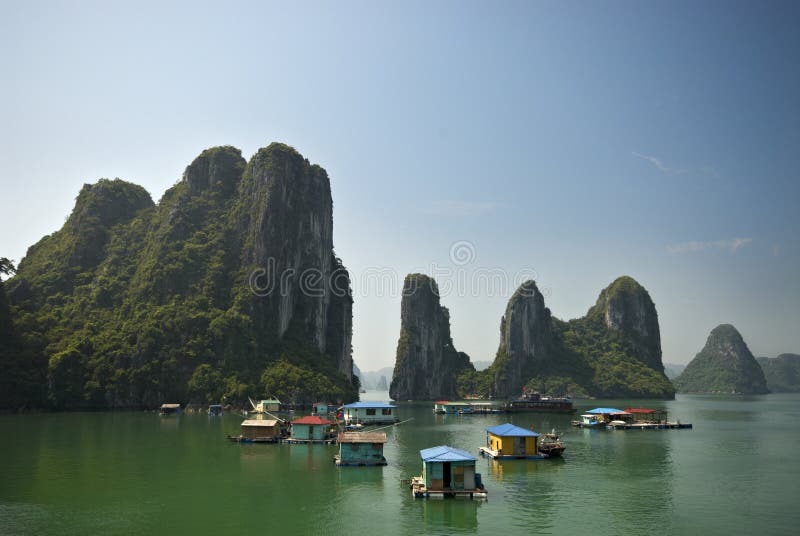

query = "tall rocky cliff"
[757,354,800,392]
[4,143,357,409]
[490,281,556,399]
[237,144,352,379]
[587,276,663,372]
[390,274,473,400]
[674,324,769,394]
[486,276,673,399]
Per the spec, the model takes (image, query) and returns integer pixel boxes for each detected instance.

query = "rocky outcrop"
[67,179,154,269]
[757,354,800,392]
[7,141,357,409]
[588,276,663,371]
[486,276,673,399]
[237,143,353,379]
[390,274,473,400]
[491,281,556,399]
[184,145,245,195]
[675,324,769,394]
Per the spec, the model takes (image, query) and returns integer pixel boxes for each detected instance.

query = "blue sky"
[2,0,798,370]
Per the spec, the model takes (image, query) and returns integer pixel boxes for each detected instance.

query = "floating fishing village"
[156,391,692,501]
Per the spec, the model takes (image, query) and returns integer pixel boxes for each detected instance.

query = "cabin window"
[366,408,376,416]
[454,466,465,485]
[381,408,392,415]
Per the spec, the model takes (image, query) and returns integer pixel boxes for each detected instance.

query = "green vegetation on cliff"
[3,144,358,410]
[457,276,674,399]
[757,354,800,392]
[674,324,768,394]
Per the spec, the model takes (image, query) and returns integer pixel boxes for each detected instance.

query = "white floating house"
[340,402,398,425]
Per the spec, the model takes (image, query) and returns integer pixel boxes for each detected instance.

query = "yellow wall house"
[482,423,542,459]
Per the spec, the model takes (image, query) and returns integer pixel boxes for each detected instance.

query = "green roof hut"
[335,432,388,466]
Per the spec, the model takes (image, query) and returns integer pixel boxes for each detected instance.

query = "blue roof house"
[341,402,398,425]
[410,446,487,499]
[480,423,542,459]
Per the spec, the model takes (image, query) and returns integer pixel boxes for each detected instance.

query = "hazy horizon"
[2,1,798,370]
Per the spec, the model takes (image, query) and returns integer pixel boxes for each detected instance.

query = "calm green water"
[1,393,799,535]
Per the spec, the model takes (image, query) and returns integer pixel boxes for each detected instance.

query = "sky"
[1,0,798,371]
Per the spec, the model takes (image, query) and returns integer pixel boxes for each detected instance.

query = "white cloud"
[423,200,499,217]
[667,237,753,254]
[632,151,671,174]
[632,151,694,175]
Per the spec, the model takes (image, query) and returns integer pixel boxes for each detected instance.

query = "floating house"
[340,402,398,425]
[312,402,338,417]
[208,404,223,416]
[506,392,574,413]
[334,432,388,466]
[624,408,667,423]
[410,446,487,499]
[468,401,503,414]
[228,419,282,443]
[287,416,336,443]
[434,401,502,414]
[572,407,630,428]
[480,423,543,459]
[255,399,281,413]
[159,403,181,416]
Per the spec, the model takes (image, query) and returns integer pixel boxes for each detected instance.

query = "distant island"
[674,324,768,394]
[5,143,792,412]
[663,363,686,380]
[391,275,674,400]
[756,354,800,392]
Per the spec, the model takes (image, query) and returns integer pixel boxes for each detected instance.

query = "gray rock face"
[589,276,663,371]
[675,324,769,394]
[238,143,352,379]
[492,281,555,399]
[184,146,246,195]
[390,274,472,400]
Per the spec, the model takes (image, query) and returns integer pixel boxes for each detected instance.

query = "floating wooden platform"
[409,476,488,500]
[608,422,693,430]
[333,455,387,467]
[227,435,280,443]
[283,437,336,444]
[478,447,547,460]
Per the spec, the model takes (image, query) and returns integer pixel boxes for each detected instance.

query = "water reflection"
[335,465,385,491]
[419,498,481,532]
[486,458,565,481]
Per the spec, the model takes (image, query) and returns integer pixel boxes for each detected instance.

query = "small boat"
[607,420,630,430]
[159,403,181,416]
[571,414,605,428]
[208,404,224,416]
[343,423,364,431]
[537,430,565,457]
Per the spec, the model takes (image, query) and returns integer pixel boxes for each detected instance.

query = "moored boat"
[507,391,573,413]
[159,403,181,416]
[537,430,565,457]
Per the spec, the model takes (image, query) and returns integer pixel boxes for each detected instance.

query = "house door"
[515,437,526,455]
[443,463,452,489]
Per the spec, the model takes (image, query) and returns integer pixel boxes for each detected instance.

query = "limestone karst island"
[2,2,798,535]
